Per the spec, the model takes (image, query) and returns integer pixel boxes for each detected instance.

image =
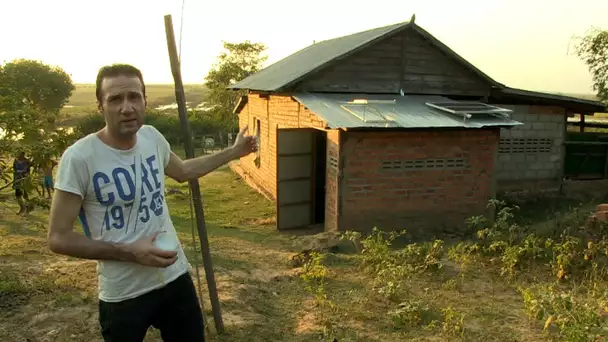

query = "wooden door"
[276,129,313,230]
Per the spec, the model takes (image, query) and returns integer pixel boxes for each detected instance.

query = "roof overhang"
[489,87,606,115]
[232,95,248,114]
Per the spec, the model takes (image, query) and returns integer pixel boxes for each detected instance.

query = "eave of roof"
[232,95,248,114]
[490,87,606,114]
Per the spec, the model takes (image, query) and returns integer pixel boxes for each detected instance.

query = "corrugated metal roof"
[229,21,411,92]
[292,93,523,129]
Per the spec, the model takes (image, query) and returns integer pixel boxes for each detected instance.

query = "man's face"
[98,75,146,139]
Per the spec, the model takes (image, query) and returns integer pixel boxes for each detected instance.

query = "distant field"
[61,84,208,119]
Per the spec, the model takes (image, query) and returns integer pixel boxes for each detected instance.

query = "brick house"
[228,19,605,235]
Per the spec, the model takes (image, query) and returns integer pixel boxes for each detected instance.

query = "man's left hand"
[232,125,258,158]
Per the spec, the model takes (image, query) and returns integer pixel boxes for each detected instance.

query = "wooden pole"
[163,14,225,334]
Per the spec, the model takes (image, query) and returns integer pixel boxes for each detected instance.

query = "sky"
[0,0,605,95]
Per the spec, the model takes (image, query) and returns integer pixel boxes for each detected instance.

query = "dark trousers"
[14,186,28,200]
[99,272,205,342]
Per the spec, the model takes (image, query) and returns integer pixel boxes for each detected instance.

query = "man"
[47,64,256,342]
[13,151,32,215]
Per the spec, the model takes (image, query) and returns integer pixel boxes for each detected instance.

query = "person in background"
[13,151,32,215]
[41,158,58,198]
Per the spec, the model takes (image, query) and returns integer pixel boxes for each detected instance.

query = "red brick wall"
[234,93,327,200]
[339,129,500,236]
[235,94,275,198]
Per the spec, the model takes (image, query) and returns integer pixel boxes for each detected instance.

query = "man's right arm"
[47,189,137,261]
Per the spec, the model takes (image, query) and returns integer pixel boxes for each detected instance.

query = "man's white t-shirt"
[54,124,190,303]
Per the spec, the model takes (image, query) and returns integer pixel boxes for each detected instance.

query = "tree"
[576,28,608,104]
[203,41,267,132]
[0,59,75,114]
[0,59,78,202]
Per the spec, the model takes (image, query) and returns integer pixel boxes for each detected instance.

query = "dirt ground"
[1,168,606,341]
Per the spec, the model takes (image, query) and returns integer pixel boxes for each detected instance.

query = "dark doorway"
[313,130,327,224]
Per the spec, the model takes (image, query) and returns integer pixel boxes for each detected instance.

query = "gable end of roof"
[228,21,412,92]
[408,25,503,89]
[228,21,504,93]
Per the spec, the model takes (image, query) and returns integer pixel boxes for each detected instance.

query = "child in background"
[41,159,58,199]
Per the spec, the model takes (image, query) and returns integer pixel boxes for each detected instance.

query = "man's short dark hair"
[95,64,146,103]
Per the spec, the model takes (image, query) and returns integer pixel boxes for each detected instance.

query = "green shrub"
[520,284,608,341]
[72,109,224,148]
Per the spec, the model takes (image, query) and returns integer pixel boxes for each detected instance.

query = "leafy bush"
[449,199,608,339]
[299,251,337,340]
[342,228,445,301]
[73,112,105,136]
[446,199,608,282]
[388,299,433,329]
[520,284,608,341]
[73,109,224,148]
[440,306,466,338]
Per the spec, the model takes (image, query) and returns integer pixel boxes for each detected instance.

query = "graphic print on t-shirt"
[92,153,165,235]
